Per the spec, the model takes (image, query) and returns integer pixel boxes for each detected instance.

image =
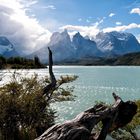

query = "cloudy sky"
[0,0,140,54]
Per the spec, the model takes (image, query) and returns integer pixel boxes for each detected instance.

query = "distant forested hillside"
[0,56,46,69]
[114,52,140,65]
[59,52,140,66]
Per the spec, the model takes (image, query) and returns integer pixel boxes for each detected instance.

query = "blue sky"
[25,0,140,39]
[0,0,140,53]
[29,0,140,32]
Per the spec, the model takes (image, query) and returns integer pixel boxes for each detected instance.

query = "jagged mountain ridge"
[73,32,102,58]
[29,30,75,62]
[31,30,101,62]
[31,30,140,62]
[31,30,102,62]
[48,29,75,61]
[0,36,18,57]
[95,31,140,56]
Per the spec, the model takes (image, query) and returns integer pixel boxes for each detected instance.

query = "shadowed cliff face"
[0,36,13,53]
[48,30,75,62]
[72,32,102,58]
[0,36,18,57]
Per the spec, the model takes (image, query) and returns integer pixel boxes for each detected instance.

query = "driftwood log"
[36,48,137,140]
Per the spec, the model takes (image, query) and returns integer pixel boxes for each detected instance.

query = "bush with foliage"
[0,72,78,140]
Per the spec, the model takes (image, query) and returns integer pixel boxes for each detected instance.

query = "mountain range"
[1,30,140,64]
[30,30,140,63]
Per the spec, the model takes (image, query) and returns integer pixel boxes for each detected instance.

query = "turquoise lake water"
[1,66,140,123]
[52,66,140,122]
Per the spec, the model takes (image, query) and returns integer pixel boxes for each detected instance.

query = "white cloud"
[60,21,140,40]
[0,0,51,54]
[78,18,82,22]
[21,0,38,8]
[86,19,90,23]
[43,18,63,32]
[41,5,56,10]
[130,8,140,15]
[60,17,105,38]
[60,24,100,38]
[109,13,115,17]
[116,22,122,25]
[103,23,140,32]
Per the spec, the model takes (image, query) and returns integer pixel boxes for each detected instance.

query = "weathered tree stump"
[35,93,137,140]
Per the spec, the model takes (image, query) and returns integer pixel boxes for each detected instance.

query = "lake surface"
[1,66,140,123]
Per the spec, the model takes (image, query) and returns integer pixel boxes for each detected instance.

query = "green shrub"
[0,72,77,140]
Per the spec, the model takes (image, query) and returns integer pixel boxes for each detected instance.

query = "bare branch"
[35,93,137,140]
[48,47,56,84]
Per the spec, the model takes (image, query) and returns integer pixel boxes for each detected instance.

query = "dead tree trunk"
[43,47,56,101]
[35,49,137,140]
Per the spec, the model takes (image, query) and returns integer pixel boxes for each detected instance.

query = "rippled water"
[52,66,140,122]
[1,66,140,123]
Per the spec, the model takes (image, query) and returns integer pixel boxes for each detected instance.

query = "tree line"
[0,56,45,69]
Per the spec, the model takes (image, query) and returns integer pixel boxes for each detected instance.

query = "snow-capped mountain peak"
[0,36,18,57]
[95,31,140,55]
[49,29,71,46]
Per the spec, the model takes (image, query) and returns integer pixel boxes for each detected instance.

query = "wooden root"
[35,93,137,140]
